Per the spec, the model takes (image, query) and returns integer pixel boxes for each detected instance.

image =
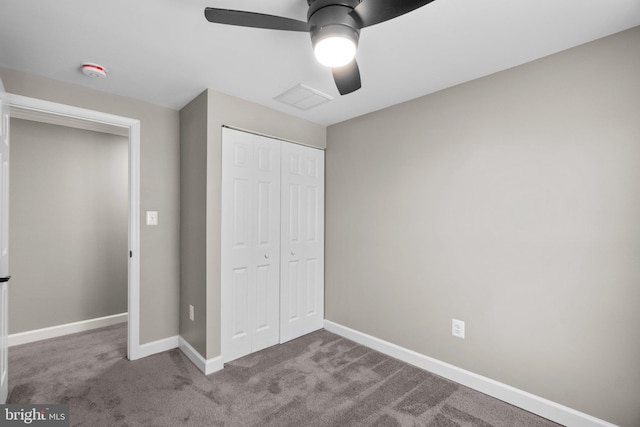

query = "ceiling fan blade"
[349,0,436,28]
[332,60,361,95]
[204,7,312,32]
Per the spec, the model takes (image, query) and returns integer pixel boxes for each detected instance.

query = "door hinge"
[129,250,133,258]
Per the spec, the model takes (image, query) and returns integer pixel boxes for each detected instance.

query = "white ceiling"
[1,0,639,126]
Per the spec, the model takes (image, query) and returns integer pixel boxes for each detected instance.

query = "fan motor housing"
[308,0,361,48]
[307,0,361,17]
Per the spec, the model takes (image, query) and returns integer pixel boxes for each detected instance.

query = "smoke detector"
[81,63,108,78]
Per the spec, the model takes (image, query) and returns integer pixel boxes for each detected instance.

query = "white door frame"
[1,92,142,360]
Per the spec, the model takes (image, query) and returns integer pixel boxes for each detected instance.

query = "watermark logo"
[0,405,68,426]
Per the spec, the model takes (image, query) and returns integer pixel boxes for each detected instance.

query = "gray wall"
[179,88,326,359]
[179,91,208,356]
[1,68,180,344]
[326,26,640,427]
[9,119,128,333]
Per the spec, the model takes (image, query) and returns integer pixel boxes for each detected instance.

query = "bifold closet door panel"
[221,128,281,362]
[250,134,281,354]
[280,142,325,343]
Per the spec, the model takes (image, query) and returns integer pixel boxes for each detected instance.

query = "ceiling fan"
[204,0,436,95]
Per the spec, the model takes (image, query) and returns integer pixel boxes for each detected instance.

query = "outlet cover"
[189,304,194,321]
[452,319,465,339]
[146,211,159,226]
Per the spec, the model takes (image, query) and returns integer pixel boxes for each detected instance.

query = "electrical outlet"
[189,304,194,322]
[452,319,465,339]
[146,211,159,226]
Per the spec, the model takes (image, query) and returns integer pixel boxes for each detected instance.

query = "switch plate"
[189,304,194,321]
[452,319,465,339]
[146,211,158,226]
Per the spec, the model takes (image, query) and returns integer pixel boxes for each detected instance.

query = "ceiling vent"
[273,84,333,111]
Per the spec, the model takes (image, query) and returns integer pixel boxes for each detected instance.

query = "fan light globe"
[314,36,356,68]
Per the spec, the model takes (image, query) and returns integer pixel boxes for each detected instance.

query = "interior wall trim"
[323,320,617,427]
[179,336,224,375]
[136,334,180,360]
[8,313,128,347]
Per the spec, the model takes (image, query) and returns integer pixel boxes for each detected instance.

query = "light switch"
[146,211,158,226]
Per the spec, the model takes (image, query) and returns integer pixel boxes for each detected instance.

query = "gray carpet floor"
[8,324,561,426]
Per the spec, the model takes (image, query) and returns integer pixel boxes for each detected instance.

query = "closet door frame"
[221,126,325,362]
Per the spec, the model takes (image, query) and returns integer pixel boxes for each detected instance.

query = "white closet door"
[250,134,281,353]
[221,128,280,362]
[280,142,325,343]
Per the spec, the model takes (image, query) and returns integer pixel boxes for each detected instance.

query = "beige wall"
[1,68,180,344]
[326,26,640,427]
[10,119,128,333]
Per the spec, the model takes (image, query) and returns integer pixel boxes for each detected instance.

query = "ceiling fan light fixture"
[314,36,356,68]
[312,25,358,68]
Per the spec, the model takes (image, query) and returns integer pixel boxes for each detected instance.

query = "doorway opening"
[4,93,141,360]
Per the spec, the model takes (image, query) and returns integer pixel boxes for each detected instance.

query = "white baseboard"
[324,320,617,427]
[179,336,224,375]
[133,335,180,360]
[9,313,128,347]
